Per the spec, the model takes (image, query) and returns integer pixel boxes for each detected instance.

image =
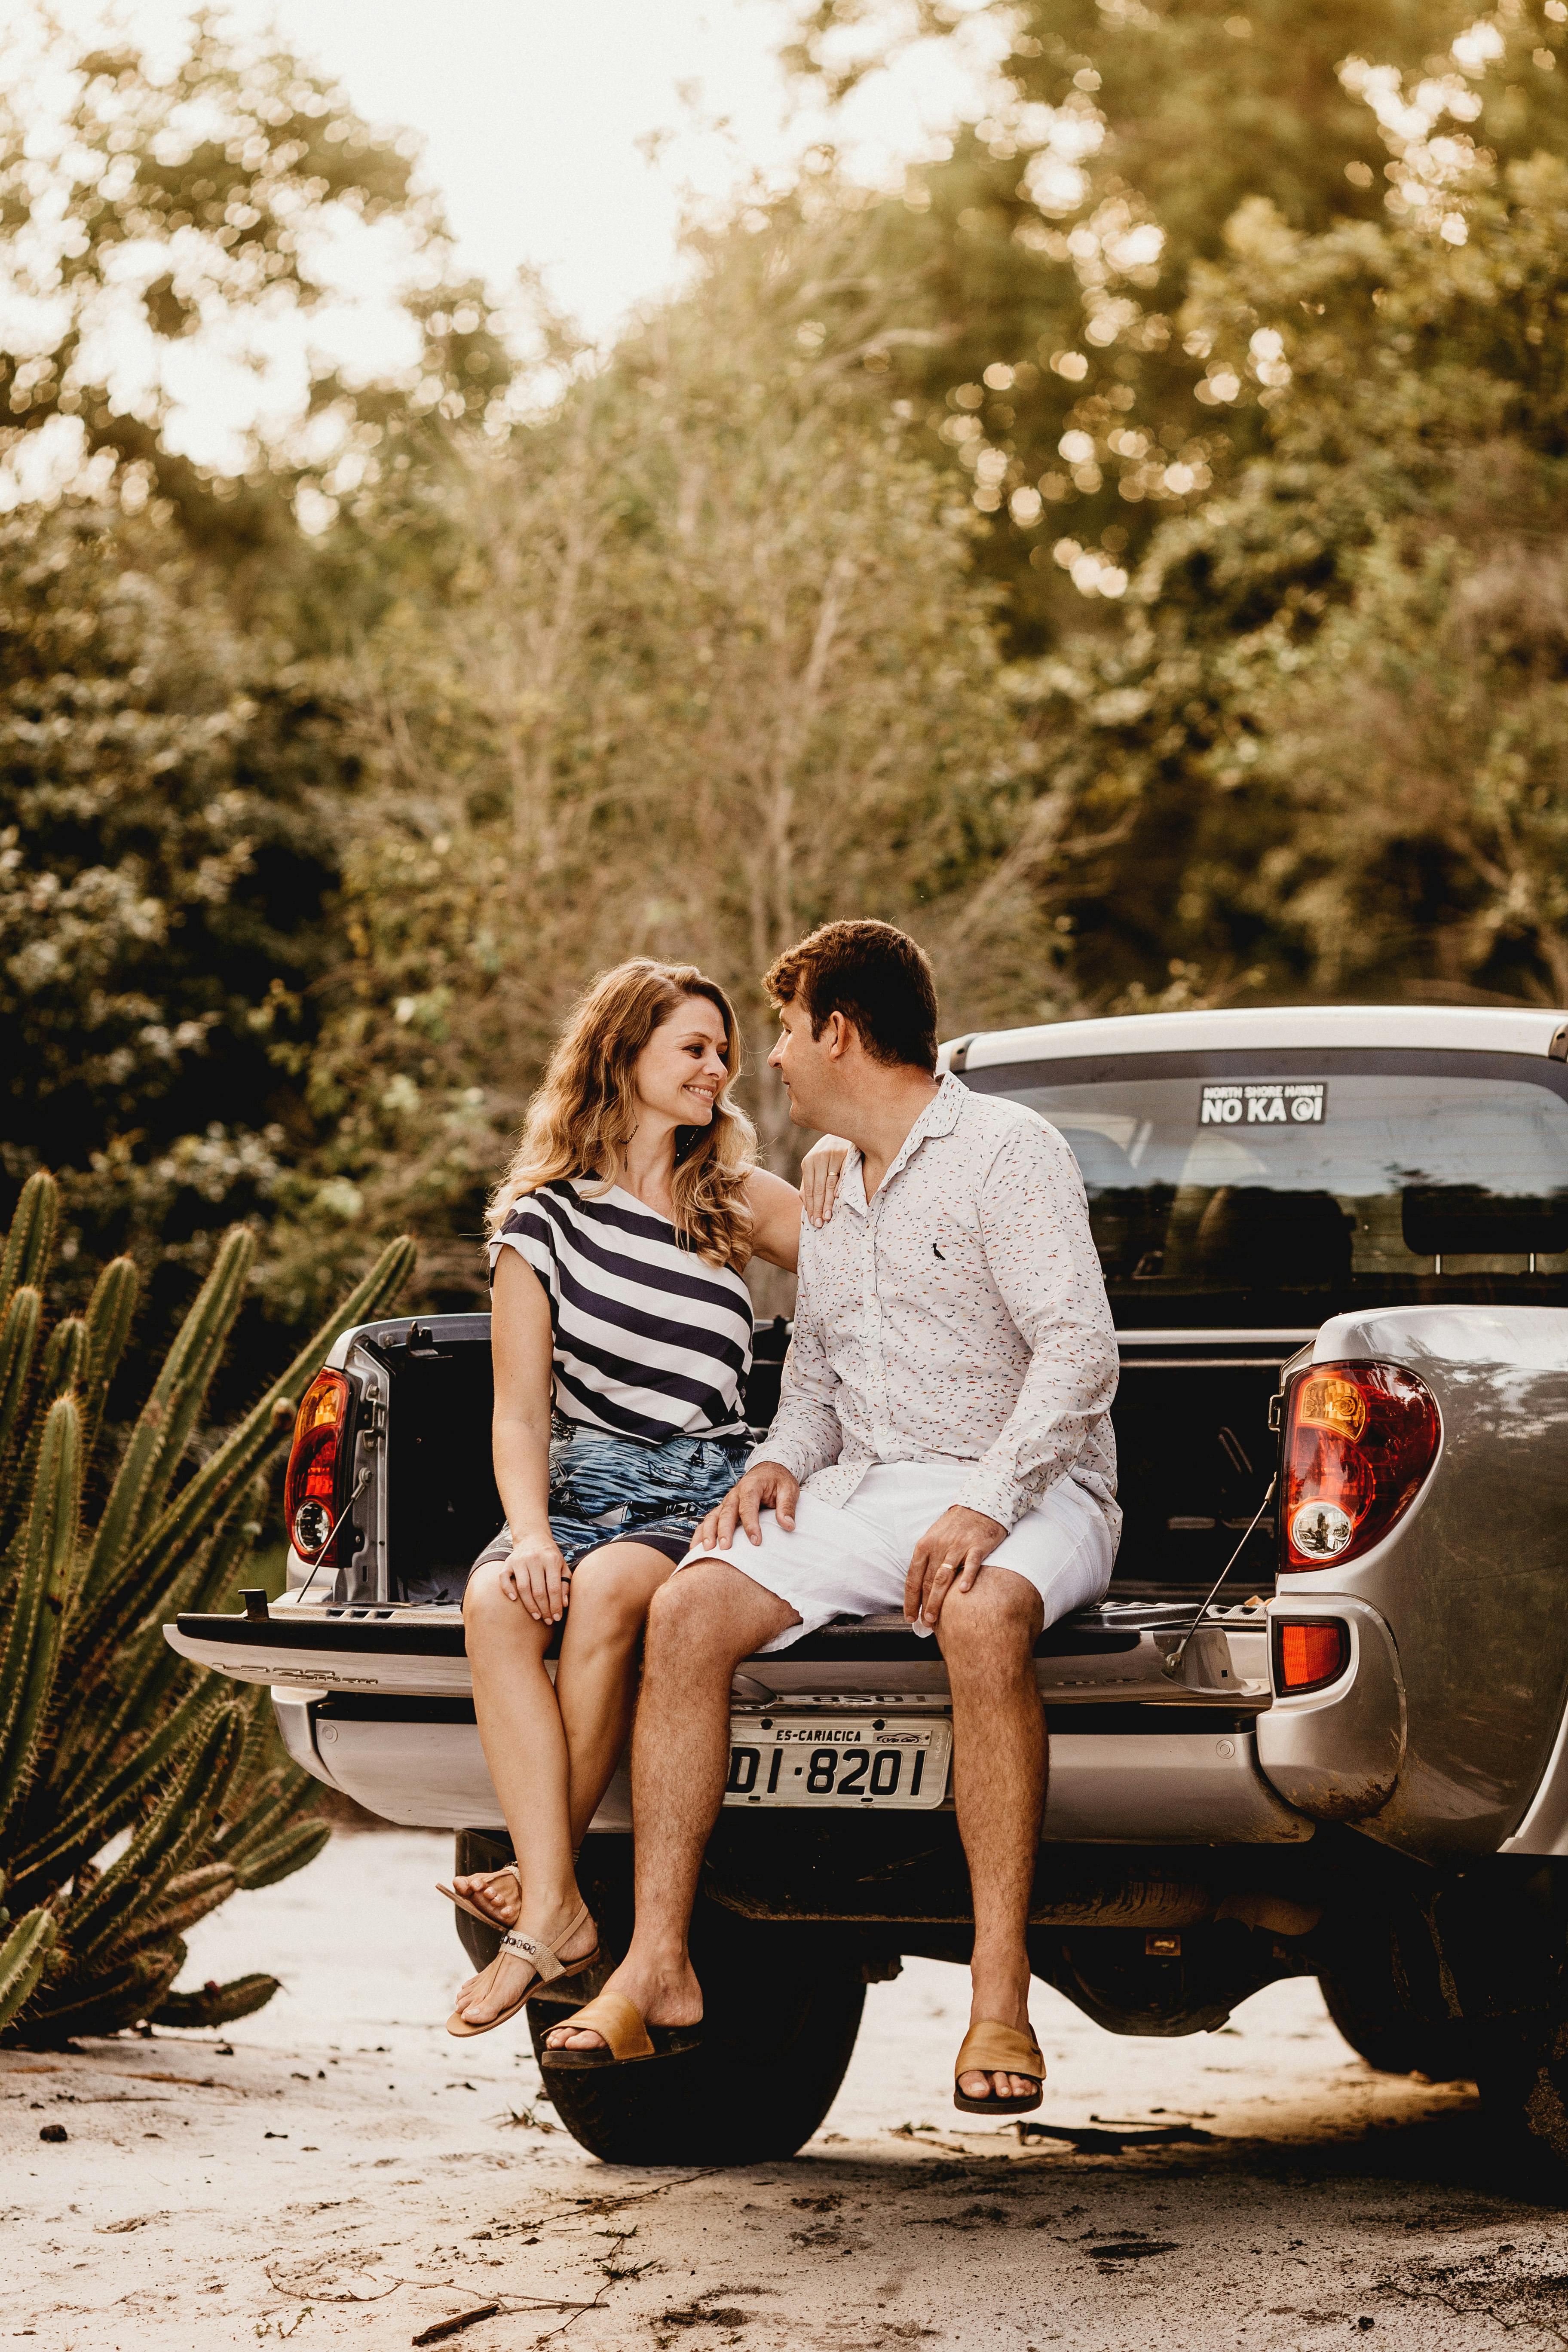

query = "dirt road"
[6,1828,1567,2349]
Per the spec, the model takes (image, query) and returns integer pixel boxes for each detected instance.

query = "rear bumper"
[170,1597,1308,1849]
[262,1687,1309,1847]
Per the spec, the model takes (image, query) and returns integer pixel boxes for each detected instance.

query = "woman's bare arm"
[489,1247,568,1621]
[742,1167,807,1272]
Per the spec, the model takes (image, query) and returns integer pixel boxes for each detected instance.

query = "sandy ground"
[6,1830,1568,2352]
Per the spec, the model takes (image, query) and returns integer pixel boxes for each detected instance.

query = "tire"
[530,1954,865,2165]
[1474,2019,1568,2183]
[454,1834,868,2162]
[1319,1969,1472,2082]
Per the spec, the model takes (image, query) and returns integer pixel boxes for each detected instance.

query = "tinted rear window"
[964,1047,1568,1326]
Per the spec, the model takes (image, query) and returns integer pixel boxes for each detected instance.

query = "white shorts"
[677,1461,1116,1655]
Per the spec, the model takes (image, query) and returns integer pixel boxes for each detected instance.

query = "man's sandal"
[952,2020,1045,2116]
[539,1990,703,2070]
[436,1860,521,1929]
[445,1901,599,2040]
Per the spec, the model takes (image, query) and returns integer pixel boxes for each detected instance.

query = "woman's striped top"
[489,1180,753,1442]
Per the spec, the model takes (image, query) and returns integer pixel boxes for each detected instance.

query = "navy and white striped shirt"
[489,1180,753,1443]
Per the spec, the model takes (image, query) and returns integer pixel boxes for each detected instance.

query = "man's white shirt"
[756,1073,1120,1540]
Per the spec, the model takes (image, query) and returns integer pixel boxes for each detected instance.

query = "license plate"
[723,1714,951,1810]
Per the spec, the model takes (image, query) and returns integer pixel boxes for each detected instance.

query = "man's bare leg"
[937,1568,1047,2104]
[545,1559,797,2052]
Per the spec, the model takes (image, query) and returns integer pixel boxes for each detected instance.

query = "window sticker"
[1200,1081,1326,1128]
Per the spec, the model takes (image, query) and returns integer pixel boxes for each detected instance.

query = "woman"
[445,958,838,2036]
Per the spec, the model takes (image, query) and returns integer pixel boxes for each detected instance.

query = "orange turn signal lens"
[1295,1375,1368,1442]
[1273,1618,1350,1696]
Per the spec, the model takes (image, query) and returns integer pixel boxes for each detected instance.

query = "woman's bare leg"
[453,1560,595,2025]
[555,1540,679,1841]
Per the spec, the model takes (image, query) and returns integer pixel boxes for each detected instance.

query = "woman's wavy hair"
[486,960,758,1268]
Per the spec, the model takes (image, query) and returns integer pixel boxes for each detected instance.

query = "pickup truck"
[167,1003,1568,2168]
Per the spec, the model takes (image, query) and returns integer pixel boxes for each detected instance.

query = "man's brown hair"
[764,920,939,1073]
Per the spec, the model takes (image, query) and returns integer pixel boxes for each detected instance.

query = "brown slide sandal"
[539,1989,703,2070]
[446,1902,598,2040]
[953,2019,1045,2116]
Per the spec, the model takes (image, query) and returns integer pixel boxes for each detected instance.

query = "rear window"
[964,1047,1568,1326]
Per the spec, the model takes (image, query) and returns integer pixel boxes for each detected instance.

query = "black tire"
[530,1955,865,2165]
[453,1833,867,2162]
[1473,2020,1568,2182]
[1319,1969,1472,2082]
[531,1847,866,2163]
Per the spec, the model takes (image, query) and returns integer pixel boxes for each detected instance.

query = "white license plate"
[723,1714,951,1810]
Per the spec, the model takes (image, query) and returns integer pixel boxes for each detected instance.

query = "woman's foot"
[542,1951,701,2052]
[448,1861,523,1928]
[454,1892,598,2028]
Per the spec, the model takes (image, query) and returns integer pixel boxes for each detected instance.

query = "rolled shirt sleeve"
[955,1122,1120,1531]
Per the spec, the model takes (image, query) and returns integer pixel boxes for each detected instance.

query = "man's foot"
[957,1975,1038,2105]
[449,1862,522,1928]
[542,1953,702,2052]
[455,1893,597,2028]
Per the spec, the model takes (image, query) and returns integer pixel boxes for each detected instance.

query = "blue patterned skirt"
[471,1420,750,1580]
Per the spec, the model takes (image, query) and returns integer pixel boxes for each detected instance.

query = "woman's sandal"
[445,1900,599,2040]
[952,2020,1045,2116]
[436,1860,521,1930]
[539,1990,703,2070]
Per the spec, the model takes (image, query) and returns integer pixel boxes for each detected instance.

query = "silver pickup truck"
[168,1003,1568,2167]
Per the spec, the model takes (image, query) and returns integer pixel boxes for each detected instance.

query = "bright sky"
[41,0,1003,339]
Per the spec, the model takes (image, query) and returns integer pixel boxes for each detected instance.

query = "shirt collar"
[835,1073,967,1217]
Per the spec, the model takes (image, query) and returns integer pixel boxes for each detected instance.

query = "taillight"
[284,1369,350,1565]
[1280,1360,1438,1571]
[1273,1617,1350,1694]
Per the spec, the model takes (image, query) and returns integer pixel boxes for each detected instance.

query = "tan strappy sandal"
[445,1900,599,2040]
[952,2019,1045,2116]
[538,1989,703,2070]
[436,1859,521,1930]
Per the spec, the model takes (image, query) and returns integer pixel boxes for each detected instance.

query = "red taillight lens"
[1280,1360,1438,1571]
[283,1369,350,1565]
[1273,1617,1350,1694]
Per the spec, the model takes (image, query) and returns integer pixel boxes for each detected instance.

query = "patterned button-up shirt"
[755,1074,1120,1537]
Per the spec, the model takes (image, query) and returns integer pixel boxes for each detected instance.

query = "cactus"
[0,1174,413,2044]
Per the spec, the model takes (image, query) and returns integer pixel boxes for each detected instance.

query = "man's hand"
[691,1459,801,1553]
[904,1505,1007,1632]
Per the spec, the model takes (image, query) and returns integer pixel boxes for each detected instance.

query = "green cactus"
[0,1173,413,2043]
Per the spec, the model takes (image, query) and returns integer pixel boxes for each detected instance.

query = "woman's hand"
[799,1135,851,1229]
[500,1527,570,1623]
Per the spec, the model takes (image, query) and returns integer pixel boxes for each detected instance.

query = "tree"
[788,0,1568,646]
[1163,147,1568,1004]
[0,495,356,1364]
[293,193,1090,1305]
[0,13,508,597]
[0,15,506,1364]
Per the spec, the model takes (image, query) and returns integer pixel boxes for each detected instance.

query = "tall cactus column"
[0,1171,414,2042]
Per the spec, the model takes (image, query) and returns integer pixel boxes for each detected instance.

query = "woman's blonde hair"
[486,960,758,1268]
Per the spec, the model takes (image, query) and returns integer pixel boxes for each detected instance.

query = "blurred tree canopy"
[6,2,1568,1360]
[790,0,1568,640]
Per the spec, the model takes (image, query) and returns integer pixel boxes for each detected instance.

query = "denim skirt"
[471,1419,751,1580]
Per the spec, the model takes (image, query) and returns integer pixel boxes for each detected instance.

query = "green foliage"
[0,496,354,1335]
[0,15,508,573]
[282,190,1084,1295]
[792,0,1568,644]
[0,1172,411,2043]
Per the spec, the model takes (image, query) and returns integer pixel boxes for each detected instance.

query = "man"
[544,919,1119,2110]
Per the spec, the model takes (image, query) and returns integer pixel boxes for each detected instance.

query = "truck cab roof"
[942,1001,1568,1074]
